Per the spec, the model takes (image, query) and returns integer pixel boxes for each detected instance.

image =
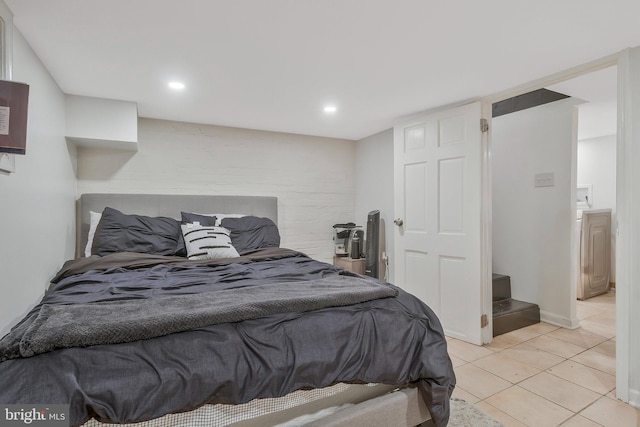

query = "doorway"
[489,66,617,331]
[547,66,618,305]
[551,66,618,385]
[491,66,617,329]
[484,66,617,398]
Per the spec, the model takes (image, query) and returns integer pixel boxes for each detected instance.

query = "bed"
[0,194,455,427]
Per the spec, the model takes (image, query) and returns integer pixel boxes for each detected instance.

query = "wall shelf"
[65,95,138,152]
[66,136,138,152]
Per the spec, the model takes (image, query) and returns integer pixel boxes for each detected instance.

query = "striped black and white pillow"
[181,223,240,260]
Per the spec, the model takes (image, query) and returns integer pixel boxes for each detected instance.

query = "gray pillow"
[181,223,239,260]
[220,216,280,254]
[92,207,186,256]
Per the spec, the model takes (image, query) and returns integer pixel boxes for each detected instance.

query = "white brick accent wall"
[77,118,357,263]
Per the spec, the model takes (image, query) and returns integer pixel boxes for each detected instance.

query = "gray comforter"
[0,249,455,426]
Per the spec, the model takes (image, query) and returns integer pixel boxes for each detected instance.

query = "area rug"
[449,398,505,426]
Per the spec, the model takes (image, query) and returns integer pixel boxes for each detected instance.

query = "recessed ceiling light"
[324,105,337,113]
[168,81,185,90]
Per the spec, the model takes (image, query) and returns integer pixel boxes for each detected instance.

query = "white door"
[394,102,485,345]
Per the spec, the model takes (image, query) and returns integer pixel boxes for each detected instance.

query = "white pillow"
[181,223,240,260]
[84,211,102,257]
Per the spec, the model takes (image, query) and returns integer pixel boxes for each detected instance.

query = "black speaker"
[365,210,380,279]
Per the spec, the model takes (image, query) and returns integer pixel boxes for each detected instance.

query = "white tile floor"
[448,291,640,426]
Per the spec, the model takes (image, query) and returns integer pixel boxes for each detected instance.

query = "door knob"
[394,218,404,227]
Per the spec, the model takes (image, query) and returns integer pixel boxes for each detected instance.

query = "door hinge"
[480,118,489,133]
[481,314,488,328]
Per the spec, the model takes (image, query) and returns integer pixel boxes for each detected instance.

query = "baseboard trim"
[628,388,640,409]
[540,310,580,329]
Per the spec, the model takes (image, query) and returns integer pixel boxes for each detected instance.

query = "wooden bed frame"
[76,193,433,427]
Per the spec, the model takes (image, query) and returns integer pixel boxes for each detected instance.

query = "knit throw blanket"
[0,275,396,361]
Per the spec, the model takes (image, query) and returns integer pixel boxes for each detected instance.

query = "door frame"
[480,100,493,345]
[480,51,630,403]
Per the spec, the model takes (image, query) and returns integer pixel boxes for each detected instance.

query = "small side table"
[333,256,366,275]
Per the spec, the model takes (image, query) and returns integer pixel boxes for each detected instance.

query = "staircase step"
[492,273,512,301]
[493,298,540,337]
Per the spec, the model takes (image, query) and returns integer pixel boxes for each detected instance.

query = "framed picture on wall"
[0,4,16,174]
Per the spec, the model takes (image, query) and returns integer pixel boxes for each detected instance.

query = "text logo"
[0,405,69,426]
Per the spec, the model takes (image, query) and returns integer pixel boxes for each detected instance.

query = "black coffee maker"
[333,223,364,258]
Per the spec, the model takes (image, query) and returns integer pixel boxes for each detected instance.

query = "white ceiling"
[6,1,639,141]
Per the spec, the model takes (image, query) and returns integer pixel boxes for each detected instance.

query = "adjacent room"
[1,1,639,426]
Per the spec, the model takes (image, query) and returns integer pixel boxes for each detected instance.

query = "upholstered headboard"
[76,194,278,258]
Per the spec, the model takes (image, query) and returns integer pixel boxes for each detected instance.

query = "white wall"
[76,118,356,263]
[577,134,617,282]
[0,30,76,335]
[65,95,138,147]
[618,45,640,407]
[355,128,394,282]
[492,98,579,327]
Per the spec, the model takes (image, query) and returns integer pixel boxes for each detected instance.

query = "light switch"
[534,172,554,187]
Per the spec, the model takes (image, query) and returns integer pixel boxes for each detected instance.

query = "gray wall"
[355,128,394,281]
[0,30,76,335]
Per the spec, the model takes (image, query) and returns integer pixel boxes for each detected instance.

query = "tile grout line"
[450,293,621,426]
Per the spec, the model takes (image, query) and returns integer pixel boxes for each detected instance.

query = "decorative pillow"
[84,210,102,257]
[181,223,240,260]
[181,212,217,227]
[220,216,280,254]
[92,207,186,256]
